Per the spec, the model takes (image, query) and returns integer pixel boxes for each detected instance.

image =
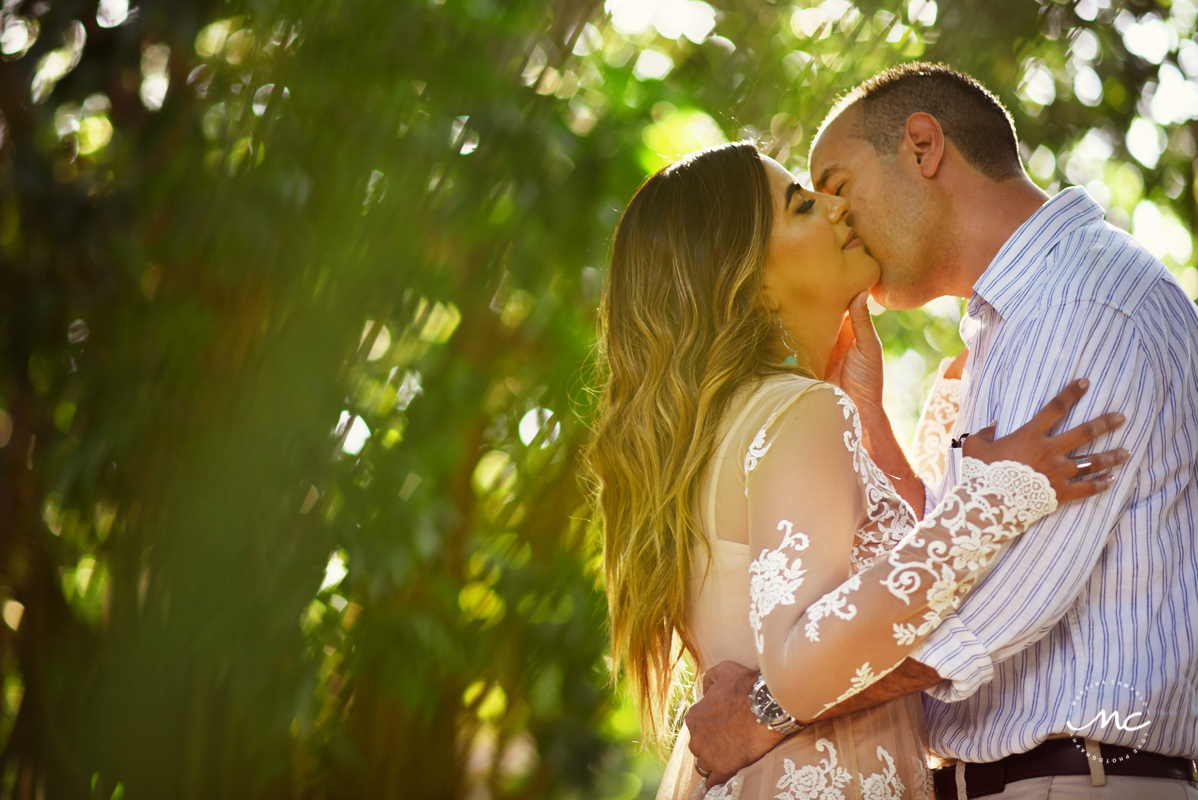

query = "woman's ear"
[902,112,944,178]
[761,287,781,316]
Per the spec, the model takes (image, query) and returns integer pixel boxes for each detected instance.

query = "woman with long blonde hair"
[586,142,1127,799]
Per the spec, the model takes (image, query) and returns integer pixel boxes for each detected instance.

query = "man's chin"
[869,283,926,312]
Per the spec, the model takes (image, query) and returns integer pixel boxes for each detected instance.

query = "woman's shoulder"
[752,373,853,413]
[737,375,857,442]
[734,376,864,486]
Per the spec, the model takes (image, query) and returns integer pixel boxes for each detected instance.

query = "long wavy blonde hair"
[586,142,813,742]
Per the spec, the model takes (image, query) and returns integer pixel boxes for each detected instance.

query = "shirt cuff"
[913,612,994,703]
[922,479,937,519]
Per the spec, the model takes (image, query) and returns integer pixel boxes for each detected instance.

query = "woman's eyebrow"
[784,181,803,209]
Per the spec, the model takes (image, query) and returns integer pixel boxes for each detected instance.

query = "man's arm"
[686,659,941,789]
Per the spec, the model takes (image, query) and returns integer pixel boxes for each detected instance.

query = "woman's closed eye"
[795,198,815,214]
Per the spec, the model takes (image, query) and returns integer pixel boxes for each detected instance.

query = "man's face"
[809,108,939,310]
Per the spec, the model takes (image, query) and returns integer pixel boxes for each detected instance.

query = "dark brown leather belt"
[932,738,1198,799]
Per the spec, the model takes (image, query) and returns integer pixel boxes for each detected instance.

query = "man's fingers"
[974,422,997,443]
[960,423,997,460]
[1077,448,1130,474]
[1053,446,1129,501]
[1052,412,1126,453]
[1055,473,1115,502]
[1027,379,1089,433]
[1060,448,1129,479]
[705,661,733,680]
[702,660,739,692]
[705,773,732,790]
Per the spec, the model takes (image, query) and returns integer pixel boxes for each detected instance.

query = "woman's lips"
[843,229,862,250]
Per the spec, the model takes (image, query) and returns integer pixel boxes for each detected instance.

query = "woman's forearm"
[857,406,925,519]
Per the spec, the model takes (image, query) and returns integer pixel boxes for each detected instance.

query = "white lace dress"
[910,356,963,489]
[656,371,1048,800]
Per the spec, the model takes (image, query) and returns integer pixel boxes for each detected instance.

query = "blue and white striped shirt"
[913,186,1198,761]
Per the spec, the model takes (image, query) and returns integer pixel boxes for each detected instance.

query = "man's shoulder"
[1039,216,1180,317]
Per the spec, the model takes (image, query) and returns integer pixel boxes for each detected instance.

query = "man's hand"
[685,662,784,789]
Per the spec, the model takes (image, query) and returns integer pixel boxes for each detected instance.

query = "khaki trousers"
[989,775,1198,799]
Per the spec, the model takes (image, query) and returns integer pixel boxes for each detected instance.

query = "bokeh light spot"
[1122,13,1173,65]
[519,408,560,447]
[335,412,371,455]
[1126,117,1164,168]
[640,106,727,173]
[1,17,39,60]
[2,600,23,631]
[31,21,86,103]
[96,0,130,28]
[320,551,347,592]
[473,451,517,495]
[632,48,673,81]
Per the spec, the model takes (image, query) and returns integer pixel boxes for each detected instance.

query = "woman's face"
[760,155,880,321]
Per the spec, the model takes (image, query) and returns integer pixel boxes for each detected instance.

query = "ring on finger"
[696,761,712,779]
[1073,455,1094,476]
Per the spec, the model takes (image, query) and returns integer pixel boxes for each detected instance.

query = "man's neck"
[945,175,1051,298]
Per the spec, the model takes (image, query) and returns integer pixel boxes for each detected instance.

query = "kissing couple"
[586,62,1198,800]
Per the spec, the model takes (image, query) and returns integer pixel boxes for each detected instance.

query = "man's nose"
[824,195,850,223]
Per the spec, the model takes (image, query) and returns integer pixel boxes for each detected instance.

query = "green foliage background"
[0,0,1194,797]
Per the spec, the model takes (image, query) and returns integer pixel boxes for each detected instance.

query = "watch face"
[752,685,783,722]
[751,693,764,717]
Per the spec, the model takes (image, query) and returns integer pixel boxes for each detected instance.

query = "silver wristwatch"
[750,673,806,735]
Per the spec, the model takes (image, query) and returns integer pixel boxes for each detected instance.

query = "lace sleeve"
[910,357,962,487]
[746,385,1056,722]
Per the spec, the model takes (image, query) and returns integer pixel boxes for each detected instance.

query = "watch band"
[750,673,807,735]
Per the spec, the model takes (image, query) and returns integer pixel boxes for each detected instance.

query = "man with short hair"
[685,63,1198,800]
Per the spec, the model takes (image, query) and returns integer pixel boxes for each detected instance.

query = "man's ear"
[902,112,944,178]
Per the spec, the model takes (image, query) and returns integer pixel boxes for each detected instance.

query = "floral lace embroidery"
[859,747,905,800]
[886,458,1057,645]
[893,610,946,647]
[960,457,1059,525]
[775,739,852,800]
[749,520,810,653]
[803,575,861,642]
[739,384,913,574]
[911,375,961,487]
[825,387,917,573]
[911,753,933,799]
[745,424,772,476]
[814,661,904,718]
[703,775,742,800]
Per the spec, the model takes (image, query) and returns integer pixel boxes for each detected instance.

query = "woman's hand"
[943,347,968,380]
[961,379,1129,503]
[826,291,928,514]
[825,291,883,415]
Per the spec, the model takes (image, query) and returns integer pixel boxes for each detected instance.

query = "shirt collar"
[968,186,1105,321]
